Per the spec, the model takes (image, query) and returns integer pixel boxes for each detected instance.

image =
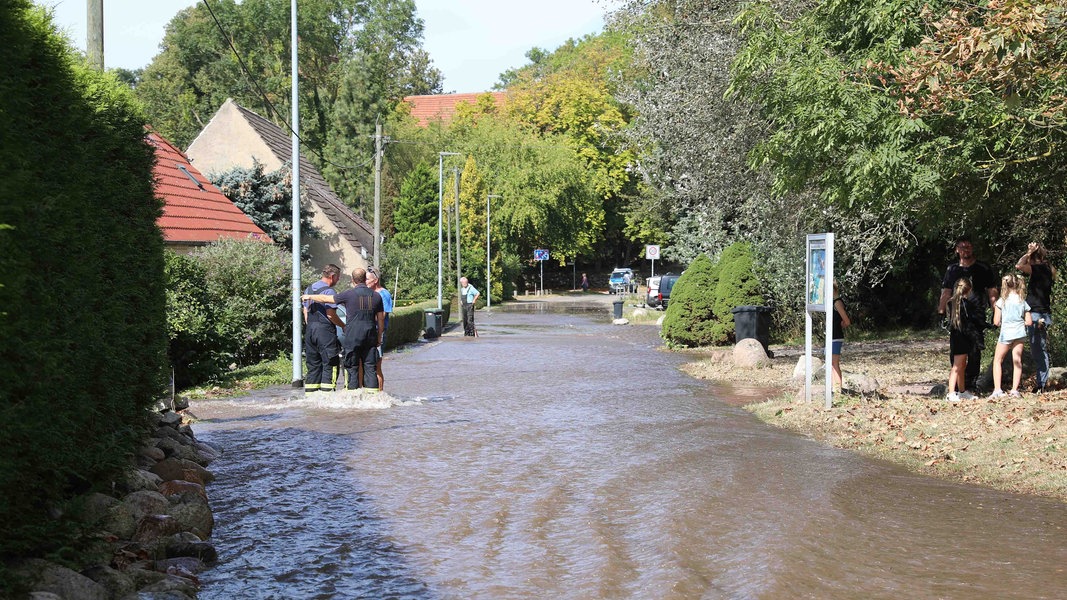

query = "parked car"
[656,272,681,309]
[608,268,637,294]
[646,276,661,308]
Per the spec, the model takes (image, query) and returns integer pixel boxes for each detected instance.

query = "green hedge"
[0,1,167,582]
[384,298,452,351]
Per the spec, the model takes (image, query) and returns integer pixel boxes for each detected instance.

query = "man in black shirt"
[303,268,385,391]
[938,238,999,390]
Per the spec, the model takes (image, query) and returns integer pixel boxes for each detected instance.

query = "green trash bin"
[424,309,444,339]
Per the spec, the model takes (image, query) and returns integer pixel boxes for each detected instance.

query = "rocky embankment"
[18,409,219,600]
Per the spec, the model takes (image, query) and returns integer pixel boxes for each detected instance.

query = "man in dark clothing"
[938,238,999,390]
[303,268,384,391]
[302,264,344,393]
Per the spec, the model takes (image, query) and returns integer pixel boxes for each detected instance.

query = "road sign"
[646,245,660,260]
[534,249,549,261]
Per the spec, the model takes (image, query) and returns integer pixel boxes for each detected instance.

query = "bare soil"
[680,339,1067,503]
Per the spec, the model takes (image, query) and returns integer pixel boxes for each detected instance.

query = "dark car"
[656,273,681,309]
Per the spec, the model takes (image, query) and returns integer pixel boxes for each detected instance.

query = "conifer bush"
[709,242,765,344]
[661,253,720,346]
[0,1,167,580]
[165,251,220,387]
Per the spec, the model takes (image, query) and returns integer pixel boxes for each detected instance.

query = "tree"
[392,161,439,248]
[211,160,318,257]
[661,253,720,347]
[709,242,764,344]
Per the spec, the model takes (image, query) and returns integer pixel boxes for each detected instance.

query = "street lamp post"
[437,152,460,310]
[486,194,501,310]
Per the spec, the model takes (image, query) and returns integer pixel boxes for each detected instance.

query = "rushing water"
[194,297,1067,599]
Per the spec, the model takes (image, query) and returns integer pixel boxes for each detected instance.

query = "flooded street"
[193,296,1067,599]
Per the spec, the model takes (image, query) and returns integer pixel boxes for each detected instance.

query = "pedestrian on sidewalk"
[938,237,998,391]
[460,276,480,337]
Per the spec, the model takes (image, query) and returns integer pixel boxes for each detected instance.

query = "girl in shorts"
[991,273,1031,398]
[830,281,851,393]
[946,277,981,402]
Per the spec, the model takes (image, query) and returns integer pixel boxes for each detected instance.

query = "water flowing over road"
[193,297,1067,599]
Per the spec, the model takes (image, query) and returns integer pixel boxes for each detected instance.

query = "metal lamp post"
[486,194,501,310]
[437,152,460,310]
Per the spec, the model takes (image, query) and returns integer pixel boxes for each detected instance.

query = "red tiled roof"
[151,132,271,244]
[403,92,506,127]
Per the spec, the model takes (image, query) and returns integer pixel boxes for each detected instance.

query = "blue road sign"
[534,249,549,261]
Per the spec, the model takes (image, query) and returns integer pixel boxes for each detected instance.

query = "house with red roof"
[186,99,373,271]
[150,131,270,251]
[403,92,507,127]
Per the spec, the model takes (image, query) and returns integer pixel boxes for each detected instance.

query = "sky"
[38,0,616,92]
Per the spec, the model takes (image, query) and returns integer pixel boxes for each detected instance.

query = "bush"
[709,242,764,344]
[662,253,719,346]
[0,1,167,579]
[1050,262,1066,367]
[165,251,220,387]
[193,238,297,366]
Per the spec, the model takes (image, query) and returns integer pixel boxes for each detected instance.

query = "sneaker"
[946,392,960,403]
[1009,390,1021,397]
[959,391,976,400]
[990,389,1006,398]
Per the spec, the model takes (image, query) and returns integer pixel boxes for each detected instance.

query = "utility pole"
[373,119,383,268]
[87,0,103,70]
[454,167,462,300]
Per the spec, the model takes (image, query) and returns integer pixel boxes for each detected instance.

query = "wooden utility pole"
[87,0,103,70]
[373,120,383,267]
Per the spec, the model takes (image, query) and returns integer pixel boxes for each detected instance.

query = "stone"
[656,314,665,326]
[82,565,135,599]
[133,514,183,544]
[158,480,207,501]
[792,356,824,382]
[733,338,770,368]
[18,559,107,600]
[165,540,217,564]
[124,565,168,588]
[193,442,220,465]
[632,308,648,319]
[166,488,214,539]
[103,490,169,539]
[612,318,629,325]
[139,446,166,461]
[118,469,164,495]
[155,437,203,464]
[150,458,214,485]
[1048,366,1067,390]
[929,383,948,396]
[155,557,207,576]
[843,372,880,395]
[138,573,199,597]
[74,492,119,527]
[29,593,63,600]
[159,411,183,427]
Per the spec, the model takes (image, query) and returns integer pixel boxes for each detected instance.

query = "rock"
[733,338,770,368]
[166,488,214,539]
[632,308,648,319]
[159,411,183,427]
[612,318,629,325]
[133,514,183,544]
[155,557,207,576]
[29,593,63,600]
[166,540,217,564]
[132,590,195,600]
[193,442,220,465]
[103,490,169,539]
[124,565,168,588]
[929,383,948,396]
[150,458,214,485]
[792,355,824,382]
[74,492,119,527]
[118,469,164,495]
[82,565,135,599]
[1048,366,1067,390]
[137,573,199,597]
[159,480,207,501]
[843,372,880,394]
[155,437,204,464]
[656,314,665,326]
[140,446,166,461]
[18,559,107,600]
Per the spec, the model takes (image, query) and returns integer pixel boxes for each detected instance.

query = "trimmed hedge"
[0,1,167,579]
[384,299,453,351]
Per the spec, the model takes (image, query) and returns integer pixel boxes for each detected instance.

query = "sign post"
[534,249,549,294]
[805,233,834,409]
[646,244,660,278]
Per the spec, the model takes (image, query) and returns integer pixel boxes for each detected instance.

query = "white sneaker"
[990,389,1006,398]
[959,391,976,400]
[1009,390,1021,398]
[946,392,960,403]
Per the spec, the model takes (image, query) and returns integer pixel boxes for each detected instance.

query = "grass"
[182,354,293,399]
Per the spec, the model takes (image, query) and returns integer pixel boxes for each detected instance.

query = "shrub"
[1050,261,1066,366]
[165,251,220,387]
[662,253,719,346]
[709,242,765,344]
[0,1,167,579]
[194,238,296,366]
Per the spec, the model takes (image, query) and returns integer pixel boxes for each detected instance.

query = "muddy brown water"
[193,297,1067,599]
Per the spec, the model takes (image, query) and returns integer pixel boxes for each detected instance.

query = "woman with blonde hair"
[1016,241,1058,391]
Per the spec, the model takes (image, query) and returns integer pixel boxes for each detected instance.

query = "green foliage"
[1051,265,1066,367]
[0,0,166,575]
[165,251,220,387]
[193,238,294,366]
[210,160,318,256]
[710,242,765,344]
[662,254,719,347]
[381,239,438,303]
[392,162,438,248]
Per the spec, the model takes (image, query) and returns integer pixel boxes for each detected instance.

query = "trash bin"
[731,305,772,356]
[612,299,624,319]
[424,309,444,339]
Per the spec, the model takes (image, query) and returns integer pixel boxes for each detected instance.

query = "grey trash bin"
[424,309,444,339]
[731,305,772,356]
[612,299,624,319]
